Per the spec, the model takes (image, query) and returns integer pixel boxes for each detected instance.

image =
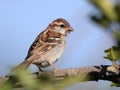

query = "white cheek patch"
[54,26,66,35]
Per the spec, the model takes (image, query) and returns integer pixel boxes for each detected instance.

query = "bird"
[13,18,73,72]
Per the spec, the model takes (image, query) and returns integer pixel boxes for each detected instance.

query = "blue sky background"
[0,0,119,90]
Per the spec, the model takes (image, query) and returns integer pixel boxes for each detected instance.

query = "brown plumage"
[13,18,73,71]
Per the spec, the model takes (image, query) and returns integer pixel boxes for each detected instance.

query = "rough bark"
[0,65,120,85]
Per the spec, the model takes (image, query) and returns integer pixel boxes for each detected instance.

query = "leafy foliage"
[104,46,120,61]
[90,0,120,46]
[111,82,120,87]
[89,0,120,87]
[0,69,83,90]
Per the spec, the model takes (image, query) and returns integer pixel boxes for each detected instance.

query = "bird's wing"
[25,30,62,60]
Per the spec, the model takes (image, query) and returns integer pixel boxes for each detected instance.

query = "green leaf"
[91,14,110,28]
[14,69,40,89]
[104,46,120,61]
[0,83,13,90]
[111,82,120,87]
[90,0,118,21]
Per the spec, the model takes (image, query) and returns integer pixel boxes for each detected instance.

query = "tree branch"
[52,65,120,84]
[0,65,120,85]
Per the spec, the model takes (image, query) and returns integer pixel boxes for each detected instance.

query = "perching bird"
[13,18,73,71]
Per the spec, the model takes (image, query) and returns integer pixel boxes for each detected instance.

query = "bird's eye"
[60,24,65,28]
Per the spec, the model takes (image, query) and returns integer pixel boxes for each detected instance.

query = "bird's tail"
[12,60,32,72]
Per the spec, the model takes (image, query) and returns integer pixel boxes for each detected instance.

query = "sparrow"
[13,18,73,71]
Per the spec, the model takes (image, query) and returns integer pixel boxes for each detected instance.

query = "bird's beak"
[66,27,73,33]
